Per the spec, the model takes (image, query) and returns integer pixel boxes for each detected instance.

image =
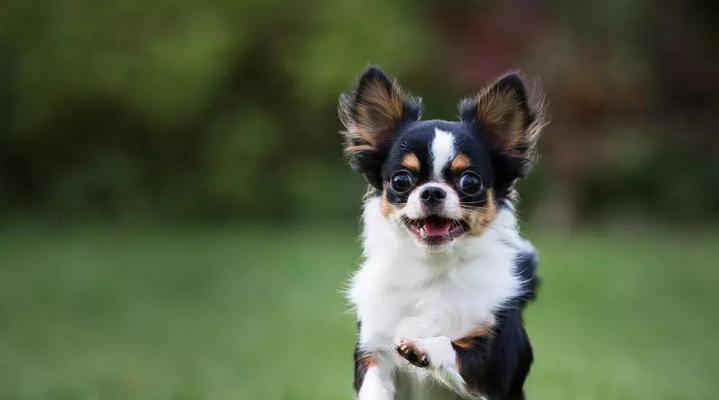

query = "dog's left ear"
[460,72,547,185]
[339,66,422,189]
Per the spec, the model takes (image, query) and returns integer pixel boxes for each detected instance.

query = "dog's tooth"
[419,227,426,238]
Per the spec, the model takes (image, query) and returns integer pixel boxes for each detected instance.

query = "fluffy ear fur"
[339,66,422,189]
[460,72,547,192]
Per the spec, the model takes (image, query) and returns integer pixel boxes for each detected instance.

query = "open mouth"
[402,215,468,246]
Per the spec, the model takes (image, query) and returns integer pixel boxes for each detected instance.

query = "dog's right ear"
[339,66,422,189]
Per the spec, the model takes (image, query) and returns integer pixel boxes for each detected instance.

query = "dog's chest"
[352,259,515,352]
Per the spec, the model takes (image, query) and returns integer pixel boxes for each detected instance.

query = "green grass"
[0,224,717,399]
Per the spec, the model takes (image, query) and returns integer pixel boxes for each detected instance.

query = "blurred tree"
[0,0,716,225]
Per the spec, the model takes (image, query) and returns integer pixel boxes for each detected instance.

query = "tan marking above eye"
[450,154,471,174]
[401,153,420,172]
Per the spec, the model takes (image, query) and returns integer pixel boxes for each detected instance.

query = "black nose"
[420,186,446,206]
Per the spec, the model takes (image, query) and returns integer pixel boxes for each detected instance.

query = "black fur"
[380,119,498,212]
[352,252,540,399]
[341,66,541,203]
[343,66,545,399]
[515,250,540,308]
[353,348,370,392]
[449,251,538,399]
[353,322,371,392]
[340,66,422,190]
[452,310,533,400]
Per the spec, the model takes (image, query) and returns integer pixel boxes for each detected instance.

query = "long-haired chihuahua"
[339,66,548,400]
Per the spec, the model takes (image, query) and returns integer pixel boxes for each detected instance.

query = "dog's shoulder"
[514,243,540,308]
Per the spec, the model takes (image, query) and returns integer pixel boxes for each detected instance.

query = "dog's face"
[379,120,497,248]
[339,67,546,250]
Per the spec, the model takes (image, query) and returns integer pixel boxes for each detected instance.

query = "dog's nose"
[420,186,446,207]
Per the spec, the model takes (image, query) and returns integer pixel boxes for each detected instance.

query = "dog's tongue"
[424,217,451,237]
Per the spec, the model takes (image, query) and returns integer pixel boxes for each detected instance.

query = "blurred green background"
[1,1,717,399]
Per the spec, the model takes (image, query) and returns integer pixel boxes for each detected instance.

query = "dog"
[339,66,547,400]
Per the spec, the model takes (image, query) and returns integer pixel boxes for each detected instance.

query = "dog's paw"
[395,338,429,368]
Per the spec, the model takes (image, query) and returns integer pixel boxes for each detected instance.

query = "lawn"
[0,224,717,399]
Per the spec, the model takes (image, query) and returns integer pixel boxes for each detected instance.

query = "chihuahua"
[340,66,547,400]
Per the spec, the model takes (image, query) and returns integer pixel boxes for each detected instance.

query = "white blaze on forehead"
[431,128,456,181]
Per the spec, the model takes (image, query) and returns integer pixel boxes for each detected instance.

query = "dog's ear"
[460,72,547,191]
[339,66,422,189]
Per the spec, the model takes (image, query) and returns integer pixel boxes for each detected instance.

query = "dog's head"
[339,66,547,250]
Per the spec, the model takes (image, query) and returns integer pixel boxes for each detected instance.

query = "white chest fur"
[348,197,527,354]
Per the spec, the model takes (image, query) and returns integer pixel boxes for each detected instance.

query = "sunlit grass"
[0,224,716,399]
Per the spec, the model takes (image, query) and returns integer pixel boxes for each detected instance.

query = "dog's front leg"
[354,351,395,400]
[396,336,478,399]
[395,323,496,399]
[395,318,532,400]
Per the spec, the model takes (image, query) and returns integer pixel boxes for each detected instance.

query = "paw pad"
[395,339,429,368]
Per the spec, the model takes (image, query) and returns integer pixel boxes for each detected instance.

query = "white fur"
[399,128,463,249]
[403,182,462,221]
[412,336,476,398]
[349,196,528,399]
[431,128,455,181]
[359,363,395,400]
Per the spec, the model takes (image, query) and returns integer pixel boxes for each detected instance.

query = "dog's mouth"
[401,215,468,246]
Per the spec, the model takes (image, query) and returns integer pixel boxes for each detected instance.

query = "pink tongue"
[424,219,451,237]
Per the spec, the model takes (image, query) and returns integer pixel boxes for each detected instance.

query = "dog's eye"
[390,171,414,193]
[458,171,483,196]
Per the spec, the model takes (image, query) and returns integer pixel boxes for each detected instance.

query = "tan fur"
[475,86,525,157]
[339,79,412,155]
[463,189,498,236]
[472,74,548,162]
[450,154,471,174]
[359,353,379,368]
[401,153,421,172]
[381,190,399,218]
[453,322,495,349]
